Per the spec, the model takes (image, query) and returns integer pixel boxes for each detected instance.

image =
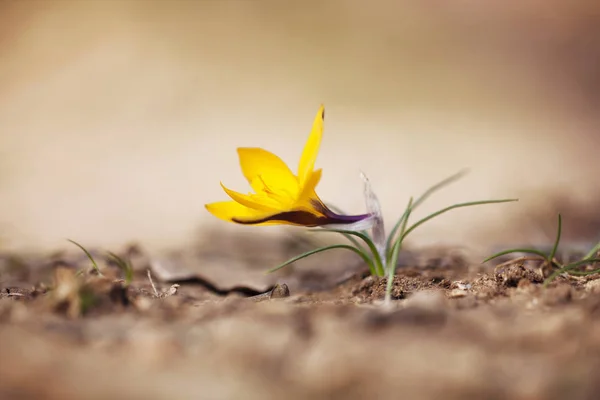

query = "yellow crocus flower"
[205,105,372,227]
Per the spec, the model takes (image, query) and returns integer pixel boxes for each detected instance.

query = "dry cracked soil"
[2,232,600,400]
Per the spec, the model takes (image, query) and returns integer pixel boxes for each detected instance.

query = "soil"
[2,234,600,400]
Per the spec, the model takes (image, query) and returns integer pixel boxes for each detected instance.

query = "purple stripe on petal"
[233,210,330,226]
[232,202,371,227]
[312,200,371,225]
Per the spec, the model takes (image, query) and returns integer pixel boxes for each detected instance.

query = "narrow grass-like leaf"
[541,257,600,286]
[316,229,384,276]
[544,258,600,285]
[401,199,518,241]
[565,262,600,276]
[386,170,468,250]
[342,234,367,253]
[319,230,368,254]
[548,214,562,263]
[543,267,564,286]
[483,248,549,263]
[399,197,413,239]
[68,239,103,277]
[584,241,600,260]
[107,251,133,285]
[385,241,403,304]
[563,258,600,271]
[386,197,413,261]
[567,268,600,276]
[383,198,517,303]
[384,198,415,303]
[266,244,376,275]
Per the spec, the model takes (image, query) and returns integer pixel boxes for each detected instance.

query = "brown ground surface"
[2,233,600,400]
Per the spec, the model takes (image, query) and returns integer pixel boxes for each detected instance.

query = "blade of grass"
[543,268,564,286]
[385,198,415,304]
[107,251,133,285]
[68,239,103,277]
[543,265,568,286]
[313,229,368,255]
[549,257,600,280]
[584,241,600,260]
[385,239,403,304]
[542,257,600,285]
[386,170,469,250]
[400,199,518,241]
[384,198,518,303]
[564,258,600,270]
[566,267,600,276]
[386,197,413,261]
[341,234,368,253]
[266,244,376,275]
[548,214,562,263]
[315,229,385,276]
[483,248,550,263]
[398,197,413,239]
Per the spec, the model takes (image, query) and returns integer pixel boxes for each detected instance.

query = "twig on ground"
[147,269,180,299]
[493,256,544,273]
[147,269,159,297]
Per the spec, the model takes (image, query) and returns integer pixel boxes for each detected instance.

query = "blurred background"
[1,0,599,254]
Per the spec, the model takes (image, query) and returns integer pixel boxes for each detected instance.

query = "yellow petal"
[205,201,273,223]
[205,201,286,226]
[237,147,299,197]
[220,182,280,211]
[297,168,323,205]
[297,105,324,188]
[249,175,296,207]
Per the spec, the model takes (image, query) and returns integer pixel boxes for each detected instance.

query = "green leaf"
[107,251,133,286]
[383,198,518,303]
[401,199,518,241]
[583,241,600,260]
[483,248,549,263]
[548,257,600,281]
[266,244,376,275]
[68,239,103,277]
[341,233,368,253]
[399,197,413,239]
[568,268,600,276]
[387,197,413,262]
[567,267,600,276]
[386,170,468,250]
[385,239,403,303]
[542,257,600,285]
[384,198,414,303]
[314,229,368,255]
[316,229,385,276]
[542,268,563,286]
[548,214,562,263]
[564,258,600,271]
